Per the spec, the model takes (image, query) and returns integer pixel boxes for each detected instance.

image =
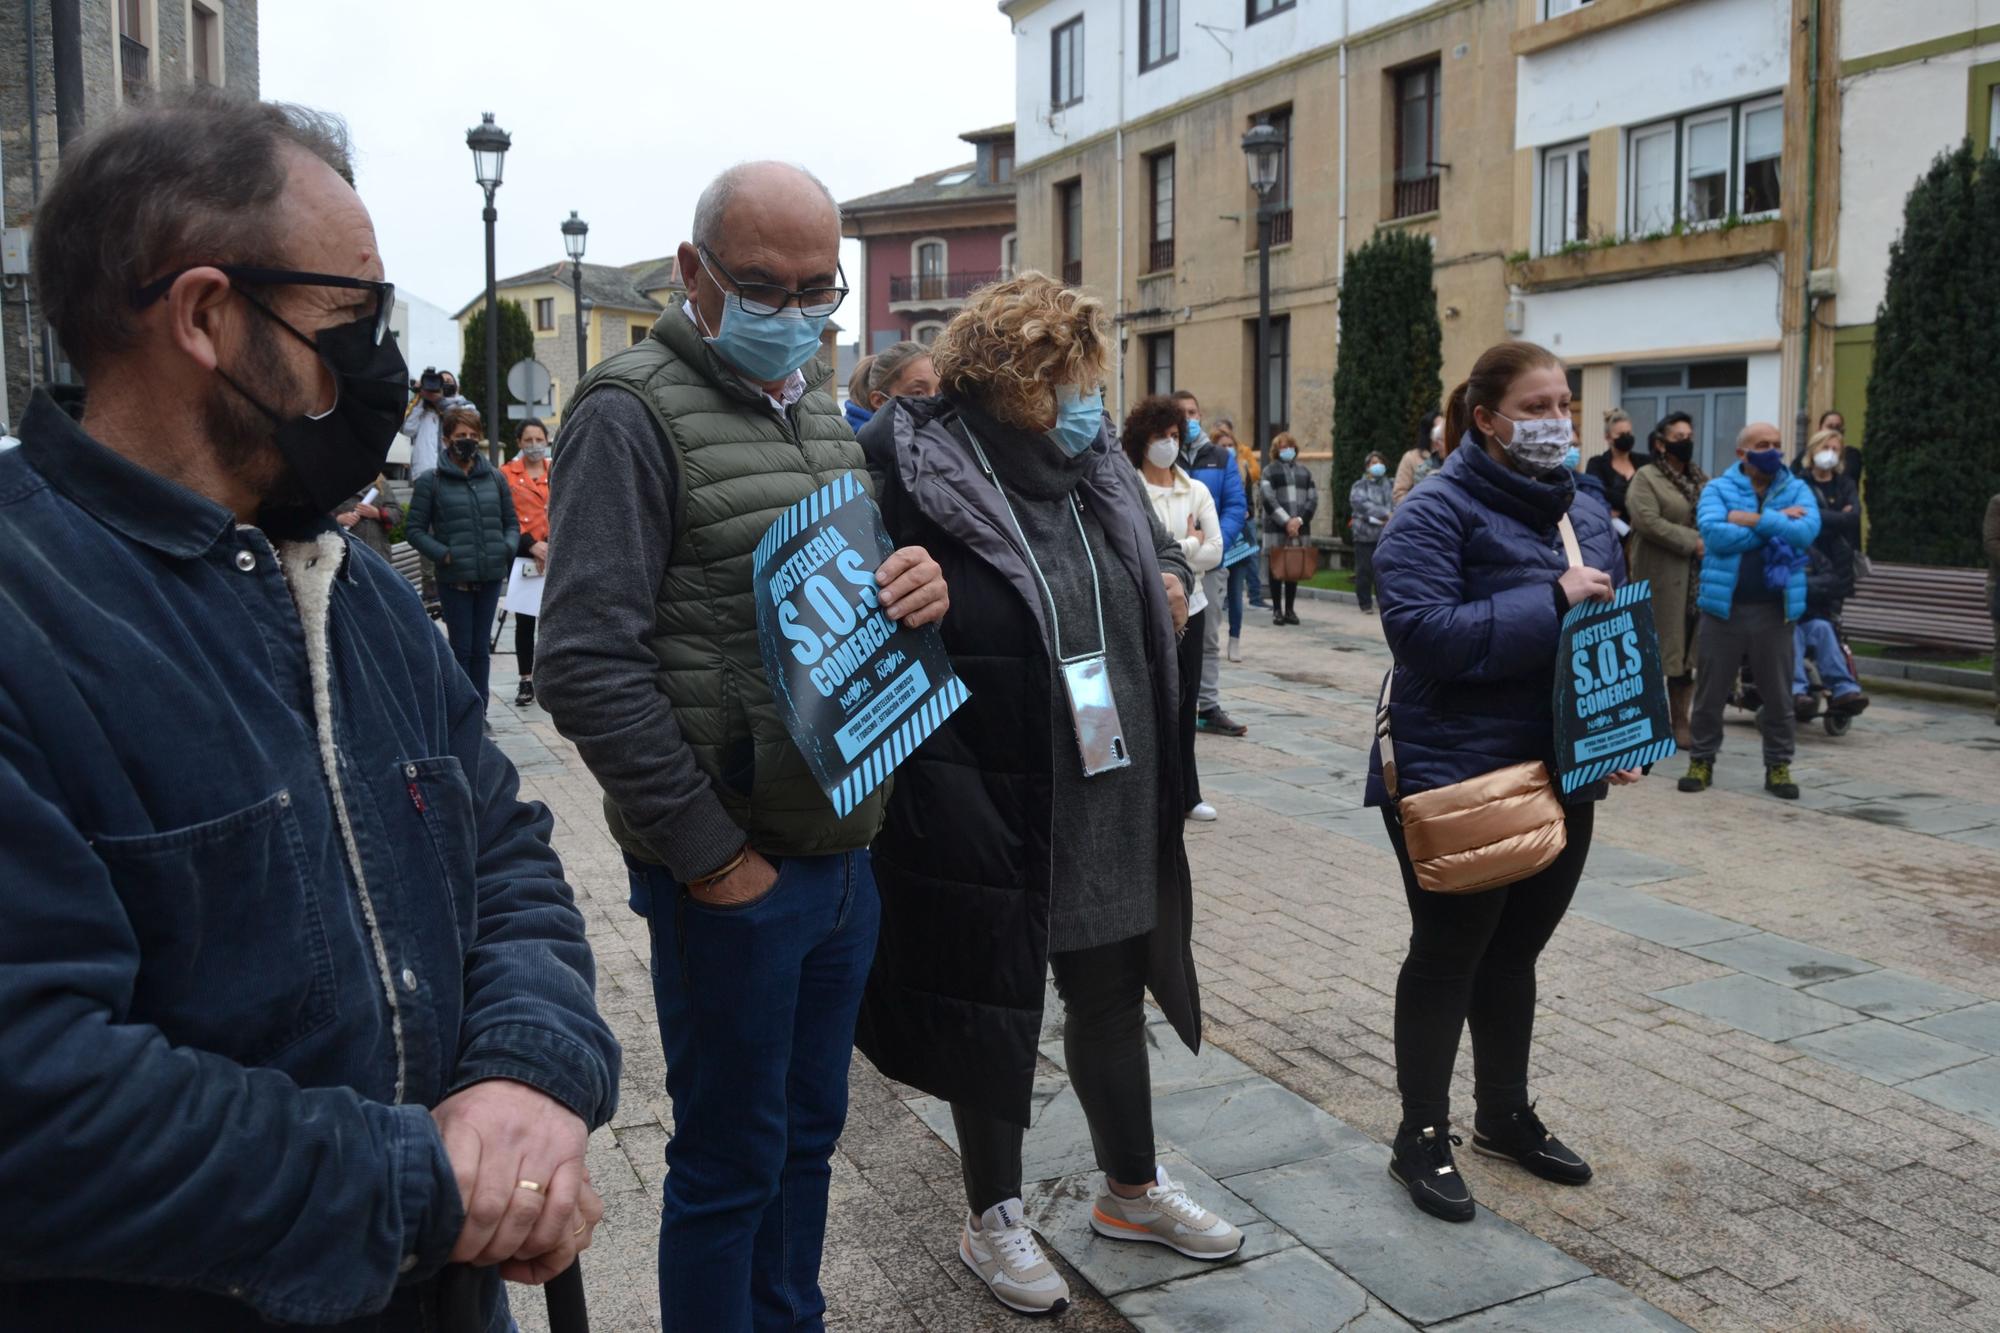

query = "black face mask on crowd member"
[216,293,410,515]
[1612,431,1635,451]
[447,436,480,462]
[1663,437,1694,464]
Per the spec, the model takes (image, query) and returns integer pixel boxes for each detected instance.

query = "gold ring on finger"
[573,1223,588,1237]
[515,1179,544,1194]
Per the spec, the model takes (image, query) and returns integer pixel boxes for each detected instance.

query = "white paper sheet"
[503,557,544,617]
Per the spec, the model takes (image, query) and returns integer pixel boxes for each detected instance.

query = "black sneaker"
[1389,1125,1474,1222]
[1197,708,1248,737]
[1471,1104,1592,1185]
[515,679,536,707]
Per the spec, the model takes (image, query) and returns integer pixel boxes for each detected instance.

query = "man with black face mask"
[0,91,619,1332]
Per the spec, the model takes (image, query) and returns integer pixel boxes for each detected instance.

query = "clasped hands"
[432,1079,604,1284]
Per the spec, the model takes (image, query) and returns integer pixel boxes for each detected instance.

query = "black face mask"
[1612,432,1635,451]
[447,437,480,462]
[1663,438,1694,464]
[219,293,410,515]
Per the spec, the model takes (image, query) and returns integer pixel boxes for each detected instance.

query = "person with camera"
[1368,340,1636,1225]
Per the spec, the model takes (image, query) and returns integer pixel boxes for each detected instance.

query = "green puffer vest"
[570,301,888,861]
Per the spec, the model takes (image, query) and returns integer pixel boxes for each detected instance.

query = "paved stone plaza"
[489,593,2000,1333]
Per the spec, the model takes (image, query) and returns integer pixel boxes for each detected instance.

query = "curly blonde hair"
[930,272,1111,429]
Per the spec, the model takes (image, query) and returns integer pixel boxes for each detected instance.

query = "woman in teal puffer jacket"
[406,405,518,713]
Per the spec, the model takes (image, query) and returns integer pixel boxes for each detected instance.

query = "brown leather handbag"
[1373,516,1580,894]
[1268,542,1317,583]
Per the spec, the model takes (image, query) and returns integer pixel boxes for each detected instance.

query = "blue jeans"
[1793,618,1860,698]
[1226,559,1250,637]
[633,851,881,1333]
[1241,552,1265,606]
[438,578,502,709]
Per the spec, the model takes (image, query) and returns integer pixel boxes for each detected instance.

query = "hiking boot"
[1677,757,1713,792]
[1471,1103,1592,1185]
[1829,691,1870,716]
[960,1200,1070,1316]
[1765,764,1800,800]
[1388,1125,1474,1223]
[1197,708,1248,737]
[1793,694,1816,723]
[515,678,536,708]
[1089,1167,1244,1260]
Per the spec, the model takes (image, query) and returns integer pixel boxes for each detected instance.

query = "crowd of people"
[6,85,1999,1333]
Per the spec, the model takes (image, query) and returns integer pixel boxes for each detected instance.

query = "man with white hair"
[538,161,949,1331]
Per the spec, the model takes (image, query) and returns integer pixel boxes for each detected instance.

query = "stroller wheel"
[1824,711,1852,737]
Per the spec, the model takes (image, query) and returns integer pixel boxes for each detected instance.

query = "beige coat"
[1627,462,1703,677]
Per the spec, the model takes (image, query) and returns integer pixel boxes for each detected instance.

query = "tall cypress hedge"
[1863,141,2000,568]
[459,299,537,449]
[1331,231,1441,534]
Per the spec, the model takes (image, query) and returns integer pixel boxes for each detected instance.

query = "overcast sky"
[261,0,1016,319]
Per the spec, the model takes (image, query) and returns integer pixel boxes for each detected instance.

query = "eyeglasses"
[698,247,847,318]
[131,265,397,345]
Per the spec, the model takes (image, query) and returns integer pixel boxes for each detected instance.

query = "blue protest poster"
[752,471,970,816]
[1552,580,1678,794]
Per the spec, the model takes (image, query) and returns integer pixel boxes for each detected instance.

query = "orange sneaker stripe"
[1092,1206,1152,1232]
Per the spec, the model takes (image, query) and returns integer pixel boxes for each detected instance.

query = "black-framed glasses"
[131,265,397,345]
[697,247,847,319]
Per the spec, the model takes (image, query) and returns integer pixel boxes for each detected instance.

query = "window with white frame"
[1739,96,1782,216]
[1001,232,1019,280]
[1540,141,1590,252]
[1627,95,1785,235]
[1544,0,1593,16]
[913,239,947,301]
[911,321,946,346]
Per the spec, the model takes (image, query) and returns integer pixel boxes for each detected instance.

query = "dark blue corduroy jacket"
[1366,437,1624,807]
[0,392,618,1332]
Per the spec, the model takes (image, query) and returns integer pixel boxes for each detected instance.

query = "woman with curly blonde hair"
[854,272,1240,1316]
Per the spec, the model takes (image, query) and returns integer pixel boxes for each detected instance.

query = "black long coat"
[852,396,1201,1128]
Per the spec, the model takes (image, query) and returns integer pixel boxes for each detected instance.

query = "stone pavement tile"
[904,1079,1105,1184]
[1943,823,2000,852]
[1227,1147,1593,1325]
[1023,1152,1294,1297]
[1786,1019,1988,1086]
[1749,1208,1981,1331]
[1902,1058,2000,1131]
[1685,931,1880,988]
[1297,805,1395,851]
[1111,1247,1413,1332]
[1831,802,2000,836]
[1910,1001,2000,1057]
[1802,969,1987,1024]
[1819,778,1953,802]
[1649,974,1858,1042]
[1573,888,1760,949]
[1682,1269,1816,1331]
[1580,845,1696,887]
[1428,1275,1695,1331]
[1153,1076,1375,1179]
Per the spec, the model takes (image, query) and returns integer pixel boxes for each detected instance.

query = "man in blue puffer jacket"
[1173,389,1251,736]
[1680,422,1821,799]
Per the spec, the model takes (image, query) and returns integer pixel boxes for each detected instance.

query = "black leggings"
[951,934,1157,1214]
[514,612,536,678]
[1177,609,1204,810]
[1273,581,1298,616]
[1383,801,1595,1129]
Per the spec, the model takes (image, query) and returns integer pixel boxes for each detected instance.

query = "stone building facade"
[2,0,260,426]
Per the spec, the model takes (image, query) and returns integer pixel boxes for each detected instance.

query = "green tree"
[1330,231,1441,533]
[458,299,537,449]
[1864,141,2000,567]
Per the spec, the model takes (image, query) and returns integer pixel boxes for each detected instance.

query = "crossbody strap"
[1376,513,1584,802]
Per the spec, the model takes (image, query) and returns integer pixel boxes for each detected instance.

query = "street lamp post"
[1242,123,1283,463]
[467,112,511,464]
[561,211,590,392]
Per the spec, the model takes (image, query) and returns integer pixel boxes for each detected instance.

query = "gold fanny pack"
[1374,515,1580,894]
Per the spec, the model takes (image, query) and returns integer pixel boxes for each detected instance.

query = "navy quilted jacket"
[1365,437,1624,807]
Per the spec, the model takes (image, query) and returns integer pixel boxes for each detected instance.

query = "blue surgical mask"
[1278,447,1298,463]
[1184,417,1204,447]
[1367,462,1386,478]
[1048,386,1104,457]
[693,261,830,383]
[1562,445,1581,470]
[1746,447,1786,476]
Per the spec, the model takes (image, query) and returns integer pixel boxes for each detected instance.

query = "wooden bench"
[1842,561,1993,654]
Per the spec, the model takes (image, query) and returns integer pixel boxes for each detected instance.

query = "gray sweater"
[975,409,1161,953]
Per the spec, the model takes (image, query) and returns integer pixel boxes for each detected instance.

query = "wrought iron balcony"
[1147,238,1175,272]
[120,36,149,99]
[888,270,1004,304]
[1393,174,1440,219]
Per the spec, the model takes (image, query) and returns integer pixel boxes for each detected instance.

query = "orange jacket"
[500,457,551,544]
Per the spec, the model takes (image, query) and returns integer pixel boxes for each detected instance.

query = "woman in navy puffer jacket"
[1367,341,1640,1226]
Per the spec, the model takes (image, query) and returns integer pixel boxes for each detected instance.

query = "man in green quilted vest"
[536,162,948,1333]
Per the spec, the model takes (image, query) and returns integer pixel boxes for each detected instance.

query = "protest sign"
[1552,580,1678,794]
[752,471,969,817]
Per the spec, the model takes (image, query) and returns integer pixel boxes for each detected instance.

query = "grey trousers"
[1690,601,1797,766]
[1198,568,1224,710]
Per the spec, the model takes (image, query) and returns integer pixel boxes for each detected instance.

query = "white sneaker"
[1185,801,1219,822]
[1090,1167,1244,1260]
[960,1199,1071,1315]
[1227,635,1242,663]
